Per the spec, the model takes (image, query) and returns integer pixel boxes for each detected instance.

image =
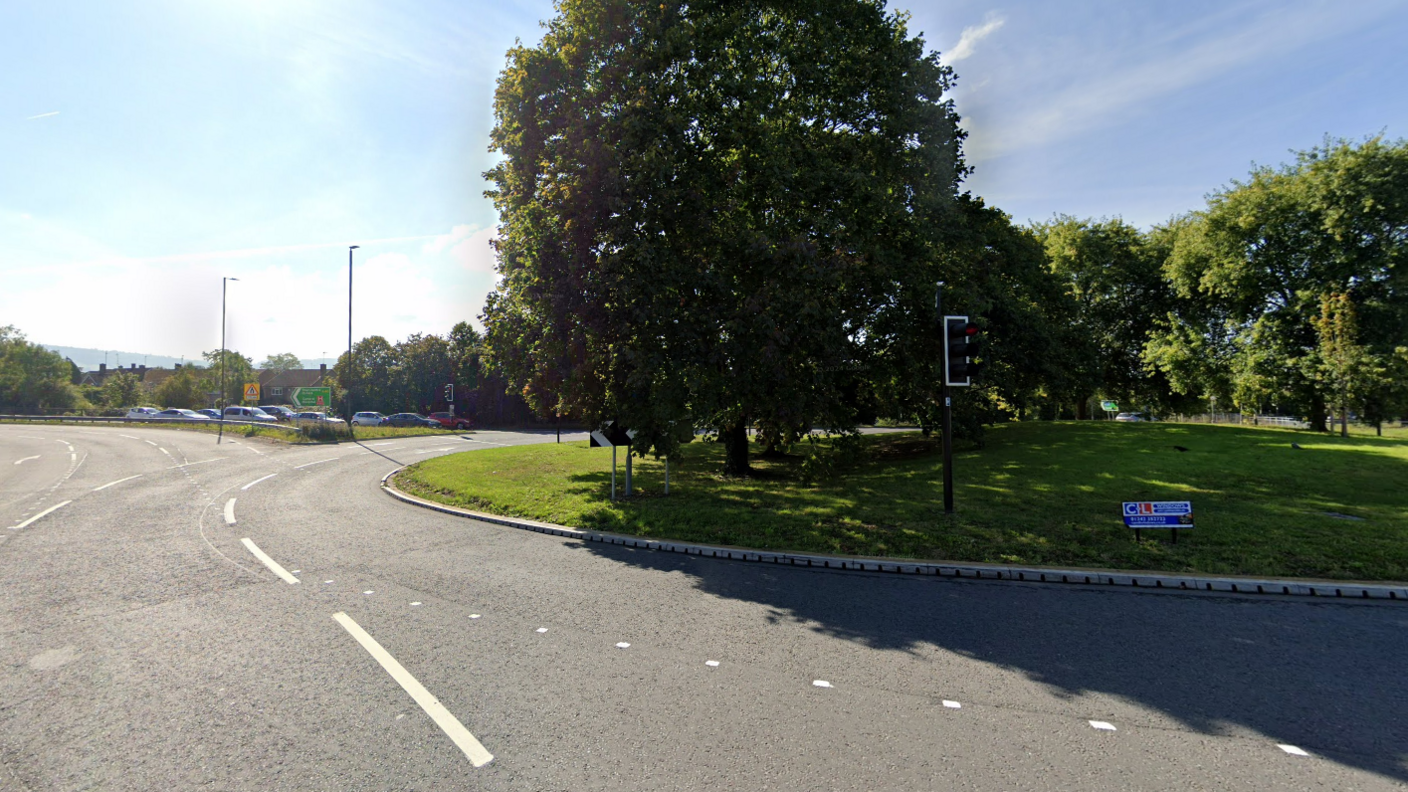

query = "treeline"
[333,322,539,426]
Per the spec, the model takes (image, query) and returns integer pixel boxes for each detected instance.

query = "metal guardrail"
[0,414,304,432]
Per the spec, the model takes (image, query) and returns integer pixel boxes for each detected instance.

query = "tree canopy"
[483,0,968,474]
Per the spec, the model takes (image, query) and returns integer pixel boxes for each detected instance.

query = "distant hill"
[42,344,334,372]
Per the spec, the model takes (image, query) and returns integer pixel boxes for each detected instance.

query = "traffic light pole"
[936,282,954,513]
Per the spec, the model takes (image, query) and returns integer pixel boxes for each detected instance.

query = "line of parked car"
[123,406,471,430]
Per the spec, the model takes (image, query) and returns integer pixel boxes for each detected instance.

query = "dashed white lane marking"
[615,642,630,649]
[1278,744,1310,756]
[11,500,72,530]
[411,602,422,606]
[331,612,494,768]
[144,440,158,446]
[535,628,548,633]
[223,498,237,525]
[242,473,278,490]
[325,580,335,584]
[293,457,339,470]
[120,435,138,440]
[14,456,40,465]
[1089,721,1117,731]
[370,442,396,447]
[812,680,833,688]
[240,538,300,584]
[94,474,142,491]
[69,452,77,462]
[364,590,375,595]
[943,700,961,709]
[705,660,720,667]
[469,614,481,619]
[463,438,511,447]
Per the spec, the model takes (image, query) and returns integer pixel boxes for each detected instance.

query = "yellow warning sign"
[243,383,260,401]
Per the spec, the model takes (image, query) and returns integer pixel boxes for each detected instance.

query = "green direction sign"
[1101,400,1119,412]
[290,387,332,409]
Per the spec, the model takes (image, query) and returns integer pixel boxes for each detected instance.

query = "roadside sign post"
[1122,501,1194,543]
[243,383,260,404]
[589,422,633,501]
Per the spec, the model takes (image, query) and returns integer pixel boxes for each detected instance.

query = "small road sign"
[1123,501,1194,543]
[1101,400,1119,412]
[243,383,260,401]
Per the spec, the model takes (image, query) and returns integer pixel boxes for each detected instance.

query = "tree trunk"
[1340,408,1348,438]
[721,421,750,477]
[1309,392,1328,432]
[1076,398,1089,421]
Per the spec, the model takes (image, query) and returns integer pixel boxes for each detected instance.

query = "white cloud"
[25,111,59,120]
[948,14,1005,63]
[447,226,498,273]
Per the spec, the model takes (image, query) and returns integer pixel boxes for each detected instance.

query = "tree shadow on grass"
[576,537,1408,783]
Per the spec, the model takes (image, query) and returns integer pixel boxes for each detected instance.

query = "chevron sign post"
[590,422,636,501]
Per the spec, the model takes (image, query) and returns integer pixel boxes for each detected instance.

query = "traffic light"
[944,315,981,387]
[443,383,454,402]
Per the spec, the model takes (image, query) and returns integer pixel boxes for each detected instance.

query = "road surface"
[2,424,1404,790]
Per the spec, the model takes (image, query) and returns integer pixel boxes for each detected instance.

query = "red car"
[428,412,472,430]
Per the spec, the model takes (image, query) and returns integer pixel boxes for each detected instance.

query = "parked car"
[1114,412,1156,422]
[223,406,278,423]
[125,407,160,419]
[385,412,440,428]
[260,405,298,421]
[351,411,387,427]
[295,411,346,425]
[428,412,473,430]
[154,409,211,421]
[196,409,222,419]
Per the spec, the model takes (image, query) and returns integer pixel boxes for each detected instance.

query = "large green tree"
[483,0,966,475]
[0,326,83,413]
[201,349,255,409]
[1154,137,1408,429]
[258,353,303,374]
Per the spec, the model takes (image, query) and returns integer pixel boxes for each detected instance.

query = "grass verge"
[395,422,1408,581]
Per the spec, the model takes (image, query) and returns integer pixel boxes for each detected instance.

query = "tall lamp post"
[347,245,359,432]
[218,276,239,444]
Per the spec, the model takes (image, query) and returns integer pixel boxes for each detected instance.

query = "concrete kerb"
[379,467,1408,602]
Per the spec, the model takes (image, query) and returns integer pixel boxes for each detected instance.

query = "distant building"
[257,364,331,405]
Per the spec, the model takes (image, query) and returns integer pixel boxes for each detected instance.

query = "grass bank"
[396,422,1408,581]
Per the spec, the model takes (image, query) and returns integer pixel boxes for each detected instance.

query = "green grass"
[396,422,1408,582]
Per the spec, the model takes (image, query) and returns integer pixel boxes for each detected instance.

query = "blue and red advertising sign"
[1122,501,1194,529]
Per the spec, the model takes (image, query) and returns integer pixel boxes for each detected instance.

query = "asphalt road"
[2,423,1405,791]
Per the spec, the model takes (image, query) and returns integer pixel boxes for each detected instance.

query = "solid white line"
[240,538,300,584]
[94,474,142,491]
[293,457,339,470]
[242,473,278,490]
[332,612,494,767]
[167,457,226,469]
[12,500,72,530]
[14,456,39,465]
[224,498,237,525]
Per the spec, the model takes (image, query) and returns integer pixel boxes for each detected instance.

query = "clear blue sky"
[3,0,1405,363]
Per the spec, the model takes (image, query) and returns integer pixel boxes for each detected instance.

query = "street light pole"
[347,245,359,433]
[218,276,239,444]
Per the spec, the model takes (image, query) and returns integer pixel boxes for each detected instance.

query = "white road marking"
[812,680,833,688]
[223,498,237,525]
[705,660,720,667]
[293,457,339,470]
[463,438,511,447]
[241,473,278,490]
[943,700,961,709]
[371,442,395,447]
[94,474,142,491]
[469,614,480,619]
[411,602,422,606]
[1089,721,1117,731]
[240,538,300,584]
[69,452,77,462]
[144,440,158,446]
[325,580,334,584]
[120,435,138,440]
[331,612,494,768]
[167,457,226,469]
[615,642,630,649]
[11,500,72,530]
[535,627,548,633]
[14,456,39,465]
[364,590,374,595]
[1278,744,1310,756]
[291,569,301,573]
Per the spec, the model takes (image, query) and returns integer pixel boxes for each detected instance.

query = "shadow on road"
[578,540,1408,782]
